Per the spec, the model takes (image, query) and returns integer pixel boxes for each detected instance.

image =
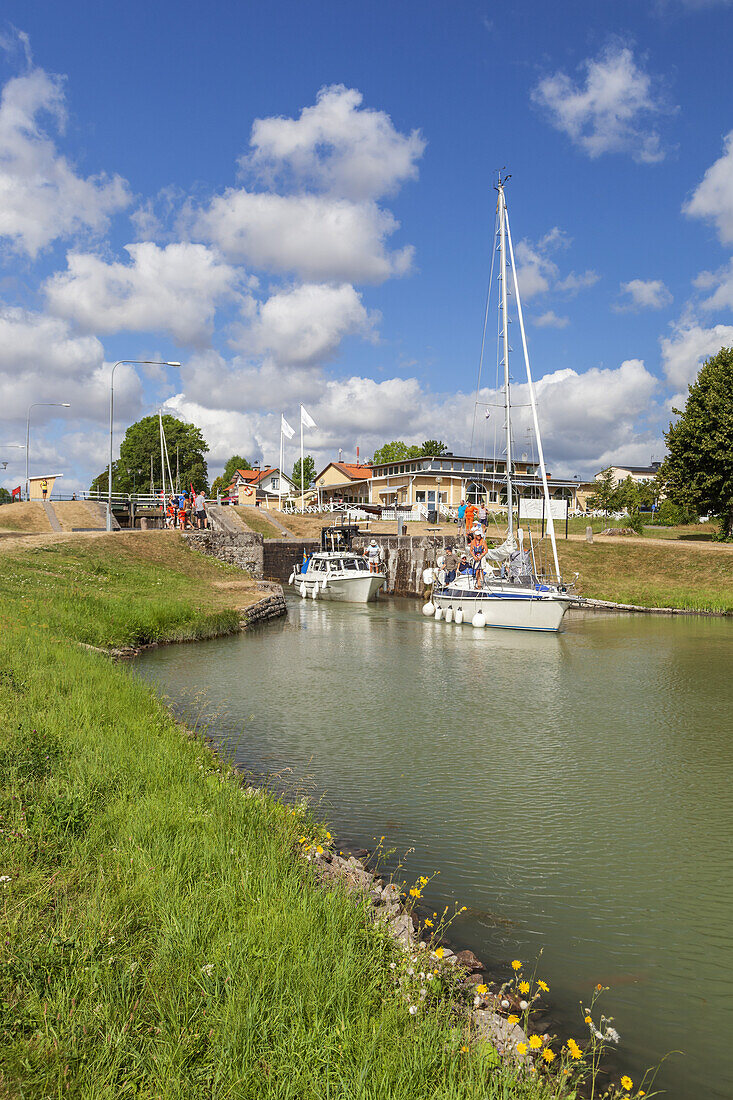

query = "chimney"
[356,446,360,466]
[338,448,342,462]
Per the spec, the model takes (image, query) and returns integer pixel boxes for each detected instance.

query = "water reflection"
[135,599,733,1100]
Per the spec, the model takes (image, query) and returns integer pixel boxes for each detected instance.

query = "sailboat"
[424,175,574,632]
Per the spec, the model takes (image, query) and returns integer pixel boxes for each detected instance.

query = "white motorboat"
[289,524,386,603]
[424,175,575,633]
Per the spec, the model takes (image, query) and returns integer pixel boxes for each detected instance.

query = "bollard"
[586,525,593,544]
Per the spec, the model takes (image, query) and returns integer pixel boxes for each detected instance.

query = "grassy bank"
[0,536,570,1099]
[559,540,733,613]
[233,506,284,539]
[0,531,265,647]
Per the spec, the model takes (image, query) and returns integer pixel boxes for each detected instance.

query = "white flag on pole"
[281,415,295,439]
[300,405,317,430]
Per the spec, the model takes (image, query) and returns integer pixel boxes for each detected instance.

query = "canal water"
[135,599,733,1100]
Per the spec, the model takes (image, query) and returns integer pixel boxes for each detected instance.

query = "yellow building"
[315,454,581,513]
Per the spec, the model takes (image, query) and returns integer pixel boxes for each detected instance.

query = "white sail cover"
[485,534,518,562]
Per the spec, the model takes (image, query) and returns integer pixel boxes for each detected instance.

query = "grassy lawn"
[0,531,263,647]
[558,540,733,613]
[0,536,569,1099]
[233,506,283,539]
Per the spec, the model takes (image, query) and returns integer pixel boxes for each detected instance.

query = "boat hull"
[293,573,386,603]
[433,587,571,631]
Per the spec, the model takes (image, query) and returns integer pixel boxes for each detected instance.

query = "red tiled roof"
[235,467,276,485]
[329,462,373,480]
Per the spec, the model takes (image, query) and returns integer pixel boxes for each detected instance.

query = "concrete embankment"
[353,534,460,597]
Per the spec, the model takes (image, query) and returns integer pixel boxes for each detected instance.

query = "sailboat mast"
[498,179,514,539]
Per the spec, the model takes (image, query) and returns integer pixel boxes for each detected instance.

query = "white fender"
[437,569,446,586]
[299,582,307,598]
[471,610,486,628]
[378,547,385,562]
[422,602,435,617]
[454,608,464,625]
[436,554,446,568]
[434,606,443,621]
[422,567,434,585]
[444,607,453,623]
[310,585,318,599]
[288,571,295,584]
[320,578,329,592]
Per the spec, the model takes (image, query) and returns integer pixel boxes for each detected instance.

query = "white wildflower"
[419,988,427,998]
[389,962,396,970]
[408,1005,418,1015]
[474,995,481,1007]
[407,968,414,976]
[604,1026,621,1044]
[501,999,510,1008]
[201,963,214,976]
[519,1000,528,1010]
[0,876,11,885]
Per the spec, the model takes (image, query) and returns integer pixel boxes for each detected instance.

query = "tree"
[587,467,619,514]
[211,455,252,496]
[662,346,733,537]
[372,441,423,464]
[421,440,448,456]
[90,415,210,494]
[292,455,315,491]
[0,487,12,504]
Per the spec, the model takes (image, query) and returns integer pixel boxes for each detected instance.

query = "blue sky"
[1,0,733,492]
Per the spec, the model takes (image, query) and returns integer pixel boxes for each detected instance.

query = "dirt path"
[565,532,733,553]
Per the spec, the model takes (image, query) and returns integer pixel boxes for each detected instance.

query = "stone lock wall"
[183,530,264,578]
[352,534,462,597]
[262,539,319,583]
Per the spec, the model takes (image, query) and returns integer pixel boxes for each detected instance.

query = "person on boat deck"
[366,539,381,573]
[458,553,471,575]
[469,530,488,587]
[457,500,467,533]
[443,548,457,584]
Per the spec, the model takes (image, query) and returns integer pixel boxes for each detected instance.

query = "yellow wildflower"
[507,1015,520,1025]
[298,836,307,844]
[325,831,331,839]
[475,984,488,995]
[566,1038,582,1060]
[537,980,549,992]
[542,1048,555,1063]
[434,947,445,959]
[315,846,324,856]
[620,1077,633,1092]
[460,1045,468,1053]
[585,1015,593,1025]
[419,875,428,886]
[302,844,312,852]
[511,960,522,971]
[519,981,530,994]
[529,1035,542,1050]
[424,918,434,927]
[409,887,422,898]
[517,1042,527,1056]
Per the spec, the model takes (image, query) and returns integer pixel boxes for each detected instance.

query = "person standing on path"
[41,478,48,501]
[464,501,477,535]
[478,502,488,532]
[457,499,467,534]
[194,490,207,530]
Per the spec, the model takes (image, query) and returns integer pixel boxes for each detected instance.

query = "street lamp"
[26,403,71,500]
[107,360,181,531]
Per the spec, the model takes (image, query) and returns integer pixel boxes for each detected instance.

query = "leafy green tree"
[420,440,448,456]
[90,415,210,494]
[587,467,620,514]
[0,487,12,504]
[662,346,733,538]
[292,455,316,491]
[211,455,252,496]
[372,441,423,464]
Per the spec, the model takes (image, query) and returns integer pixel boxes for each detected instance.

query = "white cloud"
[186,189,413,284]
[615,278,673,311]
[514,229,597,301]
[243,84,425,201]
[237,283,378,365]
[0,67,130,258]
[556,270,600,294]
[531,45,670,163]
[694,259,733,312]
[683,130,733,245]
[44,243,243,345]
[660,319,733,390]
[534,311,570,328]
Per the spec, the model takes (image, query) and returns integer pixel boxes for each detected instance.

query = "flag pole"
[279,421,283,512]
[299,405,304,512]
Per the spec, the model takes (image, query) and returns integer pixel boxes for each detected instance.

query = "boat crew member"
[444,548,457,584]
[458,553,471,575]
[469,530,488,588]
[366,539,381,573]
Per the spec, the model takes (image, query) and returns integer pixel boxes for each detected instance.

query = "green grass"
[234,507,283,539]
[0,532,263,648]
[557,540,733,613]
[0,536,568,1099]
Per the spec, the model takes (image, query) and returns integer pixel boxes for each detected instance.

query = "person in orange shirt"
[464,502,477,533]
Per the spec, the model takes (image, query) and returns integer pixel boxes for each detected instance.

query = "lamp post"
[26,403,71,500]
[435,476,442,525]
[107,360,180,531]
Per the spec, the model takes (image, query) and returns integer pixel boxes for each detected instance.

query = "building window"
[488,490,498,503]
[271,478,279,489]
[467,481,484,504]
[399,464,405,473]
[416,491,426,503]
